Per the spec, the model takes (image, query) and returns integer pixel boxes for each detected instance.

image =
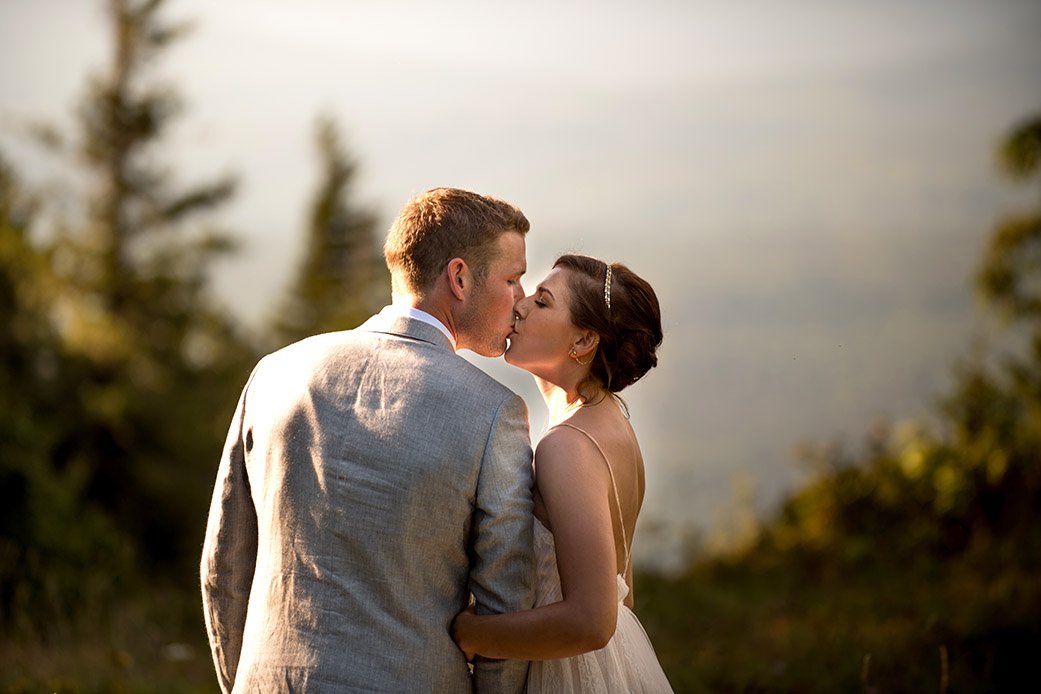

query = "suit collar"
[360,306,456,353]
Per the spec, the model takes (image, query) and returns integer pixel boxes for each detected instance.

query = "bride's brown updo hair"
[554,254,663,396]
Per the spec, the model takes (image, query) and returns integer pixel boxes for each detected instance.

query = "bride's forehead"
[538,266,570,289]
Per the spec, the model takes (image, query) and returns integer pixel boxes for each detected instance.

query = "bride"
[452,254,673,693]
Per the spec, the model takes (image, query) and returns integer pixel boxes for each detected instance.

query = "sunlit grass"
[1,585,216,694]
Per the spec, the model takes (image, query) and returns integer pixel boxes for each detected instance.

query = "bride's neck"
[536,377,588,425]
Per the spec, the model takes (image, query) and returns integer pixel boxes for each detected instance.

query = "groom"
[201,188,535,693]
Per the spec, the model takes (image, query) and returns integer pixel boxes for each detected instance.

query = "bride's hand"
[451,604,478,661]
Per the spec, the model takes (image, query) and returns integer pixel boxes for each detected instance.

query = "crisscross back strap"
[552,422,632,571]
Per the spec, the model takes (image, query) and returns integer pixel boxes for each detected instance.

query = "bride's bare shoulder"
[534,423,597,460]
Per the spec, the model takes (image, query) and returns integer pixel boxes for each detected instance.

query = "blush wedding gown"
[526,423,674,694]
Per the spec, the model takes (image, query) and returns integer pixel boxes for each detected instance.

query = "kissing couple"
[201,188,673,693]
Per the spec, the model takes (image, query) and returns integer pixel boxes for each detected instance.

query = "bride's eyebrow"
[536,286,555,301]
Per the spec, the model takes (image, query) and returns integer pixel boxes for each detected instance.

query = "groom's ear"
[446,258,470,301]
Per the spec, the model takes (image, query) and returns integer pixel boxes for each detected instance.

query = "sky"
[2,0,1040,570]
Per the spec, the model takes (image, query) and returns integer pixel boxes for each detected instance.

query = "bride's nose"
[513,296,531,320]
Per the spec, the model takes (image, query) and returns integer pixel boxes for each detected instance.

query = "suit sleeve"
[470,393,536,693]
[200,368,260,694]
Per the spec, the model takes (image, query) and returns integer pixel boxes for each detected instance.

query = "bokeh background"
[2,1,1039,692]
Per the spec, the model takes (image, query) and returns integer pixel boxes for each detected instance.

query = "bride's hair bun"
[554,254,663,394]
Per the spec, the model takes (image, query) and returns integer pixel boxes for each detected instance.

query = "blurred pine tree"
[270,115,389,347]
[53,0,256,576]
[0,0,257,637]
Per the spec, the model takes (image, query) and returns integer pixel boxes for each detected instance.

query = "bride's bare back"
[533,398,645,580]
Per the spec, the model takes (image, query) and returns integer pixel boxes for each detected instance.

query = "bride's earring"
[570,334,599,366]
[569,347,594,366]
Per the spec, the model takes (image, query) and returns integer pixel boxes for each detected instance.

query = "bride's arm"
[453,427,619,660]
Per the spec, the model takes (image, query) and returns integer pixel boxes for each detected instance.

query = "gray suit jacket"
[201,308,535,693]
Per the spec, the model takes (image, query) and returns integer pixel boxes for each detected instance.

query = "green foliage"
[45,0,255,578]
[0,0,256,654]
[638,111,1041,693]
[998,115,1041,181]
[0,154,133,634]
[2,3,390,690]
[980,115,1041,327]
[270,114,389,347]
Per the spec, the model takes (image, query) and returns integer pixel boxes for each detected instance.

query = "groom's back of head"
[384,187,529,299]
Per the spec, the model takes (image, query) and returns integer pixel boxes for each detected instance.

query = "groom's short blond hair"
[384,188,529,298]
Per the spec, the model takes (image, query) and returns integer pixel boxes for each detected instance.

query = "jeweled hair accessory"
[604,264,613,310]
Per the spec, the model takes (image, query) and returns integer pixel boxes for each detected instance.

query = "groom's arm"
[469,393,535,694]
[200,371,259,694]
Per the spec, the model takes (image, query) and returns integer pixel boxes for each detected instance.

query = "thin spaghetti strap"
[551,422,631,567]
